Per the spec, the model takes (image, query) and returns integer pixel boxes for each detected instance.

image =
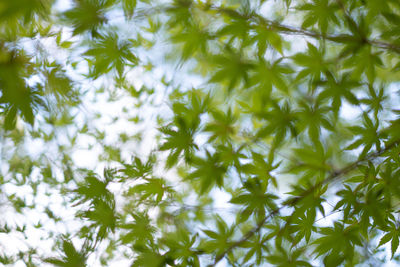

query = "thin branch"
[220,7,400,54]
[185,2,400,54]
[131,3,400,54]
[314,208,342,223]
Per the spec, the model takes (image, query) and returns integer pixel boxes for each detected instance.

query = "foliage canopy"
[1,0,400,266]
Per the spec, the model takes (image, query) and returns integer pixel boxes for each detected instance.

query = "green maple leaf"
[62,0,114,36]
[334,185,362,221]
[250,58,293,93]
[186,150,227,194]
[313,222,362,263]
[209,47,254,91]
[161,230,200,266]
[0,46,44,129]
[204,108,237,143]
[297,0,339,33]
[73,173,112,204]
[256,100,298,147]
[80,199,118,240]
[44,239,89,267]
[128,177,173,203]
[240,152,279,187]
[201,216,234,255]
[230,177,278,222]
[345,113,386,158]
[296,98,334,145]
[121,0,137,19]
[251,23,283,56]
[159,116,199,168]
[292,43,328,84]
[378,220,400,259]
[120,212,156,245]
[360,84,387,117]
[119,156,155,180]
[290,210,317,246]
[170,21,211,61]
[84,31,138,78]
[317,72,360,115]
[266,246,312,267]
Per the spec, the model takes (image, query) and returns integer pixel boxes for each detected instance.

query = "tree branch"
[212,5,400,54]
[134,3,400,54]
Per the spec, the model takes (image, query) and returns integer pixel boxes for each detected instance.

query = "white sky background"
[1,0,399,266]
